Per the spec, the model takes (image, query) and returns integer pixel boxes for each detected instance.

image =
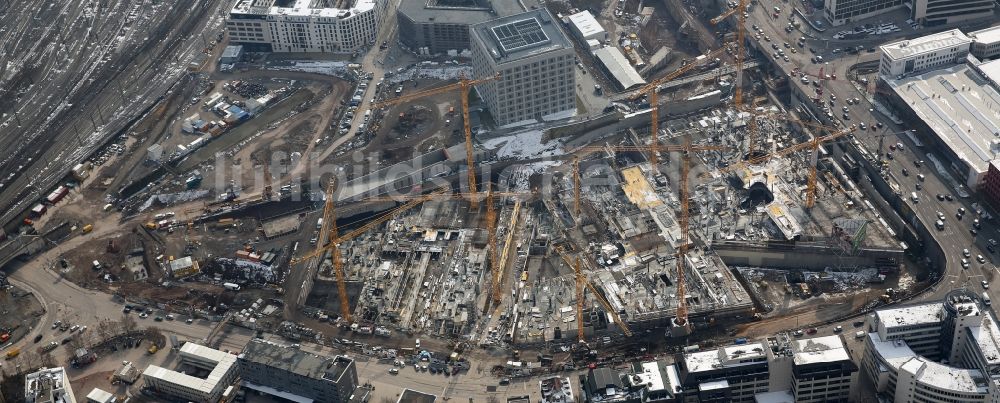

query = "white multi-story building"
[226,0,387,53]
[878,29,972,77]
[142,343,238,403]
[825,0,992,27]
[788,336,855,403]
[678,343,771,402]
[911,0,993,27]
[24,367,76,403]
[970,25,1000,60]
[860,291,1000,402]
[470,9,576,126]
[824,0,905,27]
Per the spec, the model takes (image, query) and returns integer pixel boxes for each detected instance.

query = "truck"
[37,342,58,354]
[316,218,324,230]
[911,192,919,203]
[223,283,241,291]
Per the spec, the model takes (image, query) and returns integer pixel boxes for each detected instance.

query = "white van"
[984,292,992,306]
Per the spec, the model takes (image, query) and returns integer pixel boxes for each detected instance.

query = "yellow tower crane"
[712,0,755,155]
[576,141,727,328]
[699,124,857,208]
[553,245,633,342]
[626,45,732,167]
[290,184,449,322]
[358,186,533,311]
[369,74,500,206]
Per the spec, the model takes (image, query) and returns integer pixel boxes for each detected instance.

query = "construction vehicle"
[6,348,19,359]
[369,74,500,206]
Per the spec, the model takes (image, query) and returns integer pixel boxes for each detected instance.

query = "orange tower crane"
[553,245,633,341]
[627,45,732,167]
[576,141,726,327]
[290,185,450,322]
[712,0,755,154]
[369,74,500,206]
[700,125,857,208]
[573,157,581,218]
[360,187,533,311]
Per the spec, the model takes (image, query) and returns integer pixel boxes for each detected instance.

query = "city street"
[745,0,1000,308]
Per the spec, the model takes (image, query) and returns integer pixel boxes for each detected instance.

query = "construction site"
[0,0,918,389]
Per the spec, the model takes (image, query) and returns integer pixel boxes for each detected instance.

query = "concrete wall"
[712,241,903,270]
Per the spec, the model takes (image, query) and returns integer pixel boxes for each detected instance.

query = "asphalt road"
[747,0,1000,306]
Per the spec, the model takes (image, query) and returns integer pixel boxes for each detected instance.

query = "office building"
[823,0,905,27]
[24,367,76,403]
[142,343,238,403]
[878,29,971,77]
[970,25,1000,60]
[860,290,1000,402]
[878,53,1000,188]
[470,9,576,126]
[787,335,856,402]
[584,367,638,402]
[825,0,991,27]
[911,0,993,27]
[226,0,387,53]
[540,375,576,402]
[238,339,359,403]
[982,161,1000,209]
[396,0,537,56]
[565,11,607,42]
[85,388,115,403]
[625,360,683,401]
[398,389,437,402]
[677,342,771,402]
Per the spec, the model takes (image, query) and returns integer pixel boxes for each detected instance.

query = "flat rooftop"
[874,302,944,329]
[471,9,572,63]
[230,0,378,17]
[398,389,437,403]
[397,0,536,24]
[143,343,237,395]
[880,29,971,61]
[594,47,646,90]
[240,339,354,383]
[901,357,988,394]
[791,335,851,366]
[965,306,1000,365]
[567,11,604,38]
[970,25,1000,45]
[685,342,767,373]
[886,64,1000,176]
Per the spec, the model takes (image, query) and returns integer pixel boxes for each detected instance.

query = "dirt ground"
[0,285,45,346]
[324,78,461,172]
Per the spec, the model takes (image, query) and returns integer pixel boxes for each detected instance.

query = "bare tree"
[121,313,137,335]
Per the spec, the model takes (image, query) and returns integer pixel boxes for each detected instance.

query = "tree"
[121,313,137,335]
